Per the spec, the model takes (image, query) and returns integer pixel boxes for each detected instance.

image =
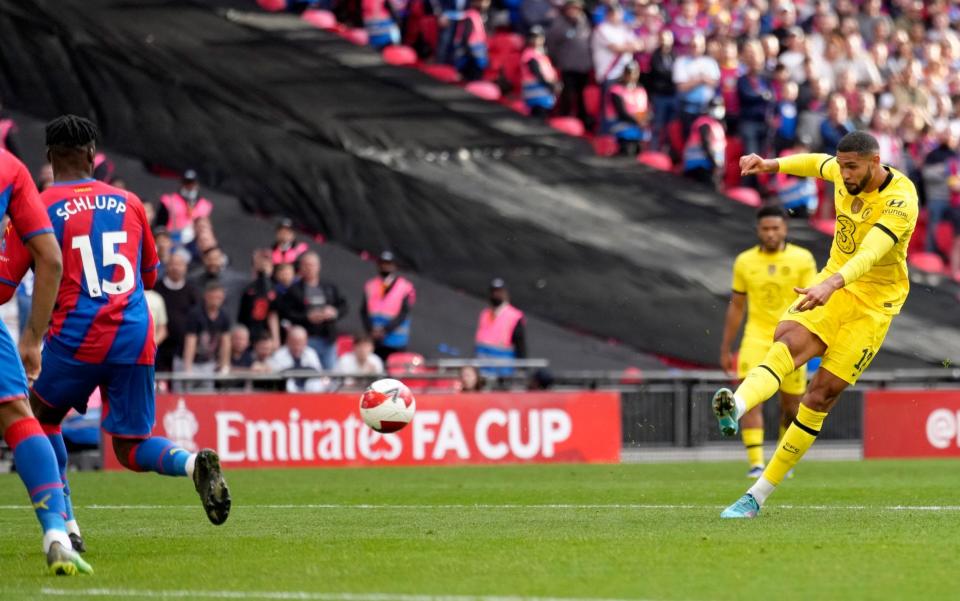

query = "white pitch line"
[1,503,959,511]
[38,589,673,601]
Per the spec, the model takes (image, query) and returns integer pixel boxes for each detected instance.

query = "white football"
[359,378,416,433]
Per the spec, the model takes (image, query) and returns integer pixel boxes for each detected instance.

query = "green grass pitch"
[1,460,958,601]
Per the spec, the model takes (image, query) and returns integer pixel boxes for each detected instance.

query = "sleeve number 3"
[71,232,135,297]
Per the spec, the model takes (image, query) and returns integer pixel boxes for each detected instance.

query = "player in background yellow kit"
[713,131,918,518]
[719,206,817,478]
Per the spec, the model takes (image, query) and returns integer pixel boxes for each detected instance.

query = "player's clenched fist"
[739,154,779,176]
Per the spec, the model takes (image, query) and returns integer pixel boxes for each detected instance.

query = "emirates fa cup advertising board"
[103,392,621,469]
[864,390,960,458]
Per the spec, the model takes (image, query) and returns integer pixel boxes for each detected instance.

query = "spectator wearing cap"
[591,3,642,131]
[157,169,212,245]
[520,26,561,118]
[274,251,346,370]
[238,249,280,346]
[181,280,232,386]
[545,0,594,130]
[335,333,386,388]
[155,249,200,375]
[361,251,416,361]
[271,218,308,266]
[672,32,719,138]
[474,278,526,377]
[604,61,649,156]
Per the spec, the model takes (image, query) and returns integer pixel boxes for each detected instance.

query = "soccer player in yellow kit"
[713,131,918,518]
[720,206,817,478]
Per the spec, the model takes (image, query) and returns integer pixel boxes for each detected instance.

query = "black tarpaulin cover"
[0,0,956,367]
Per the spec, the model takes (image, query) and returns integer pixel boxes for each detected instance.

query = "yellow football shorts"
[738,337,807,395]
[780,287,893,385]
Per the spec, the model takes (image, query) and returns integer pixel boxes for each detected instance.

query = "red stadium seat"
[548,117,586,137]
[489,32,524,55]
[810,218,835,236]
[335,334,354,357]
[505,97,528,116]
[386,352,430,391]
[935,221,956,257]
[383,45,418,66]
[419,63,461,83]
[465,80,501,101]
[257,0,287,11]
[342,28,369,46]
[909,251,946,274]
[592,135,618,157]
[637,150,673,171]
[301,9,338,30]
[619,367,644,385]
[582,85,601,127]
[725,186,762,207]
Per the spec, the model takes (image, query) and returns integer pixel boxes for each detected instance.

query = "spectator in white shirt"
[672,32,720,137]
[268,325,326,393]
[591,4,642,130]
[335,333,385,388]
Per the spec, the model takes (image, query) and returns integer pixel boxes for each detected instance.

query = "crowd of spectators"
[300,0,960,271]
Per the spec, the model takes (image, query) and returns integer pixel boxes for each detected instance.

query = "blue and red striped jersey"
[0,150,53,301]
[42,178,159,365]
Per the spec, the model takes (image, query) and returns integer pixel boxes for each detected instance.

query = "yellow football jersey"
[778,153,919,315]
[732,243,817,342]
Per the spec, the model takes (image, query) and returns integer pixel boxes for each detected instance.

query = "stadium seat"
[636,151,673,171]
[342,28,369,46]
[582,85,601,128]
[257,0,287,11]
[465,80,501,101]
[811,218,835,236]
[592,135,618,157]
[619,367,644,385]
[505,97,528,115]
[489,32,524,55]
[419,63,461,83]
[335,334,354,357]
[386,352,430,390]
[548,117,586,137]
[301,9,338,30]
[909,252,946,274]
[725,186,762,207]
[383,45,418,66]
[935,221,955,258]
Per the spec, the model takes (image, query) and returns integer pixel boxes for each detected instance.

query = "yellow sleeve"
[731,255,747,294]
[874,196,919,243]
[837,226,897,285]
[777,153,838,181]
[798,252,817,288]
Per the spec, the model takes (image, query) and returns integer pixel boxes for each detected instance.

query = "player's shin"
[42,423,80,535]
[733,342,795,417]
[129,436,194,477]
[749,404,827,504]
[5,417,72,551]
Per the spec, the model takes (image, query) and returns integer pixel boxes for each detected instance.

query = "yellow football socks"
[742,428,764,467]
[733,342,795,417]
[762,404,827,486]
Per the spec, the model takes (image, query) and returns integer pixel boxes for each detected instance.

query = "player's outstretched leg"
[114,437,231,525]
[1,405,93,574]
[713,340,796,437]
[41,423,85,553]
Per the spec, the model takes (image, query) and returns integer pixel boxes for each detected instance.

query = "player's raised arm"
[739,152,836,180]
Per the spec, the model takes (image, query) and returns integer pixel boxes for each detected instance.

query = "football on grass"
[359,378,416,433]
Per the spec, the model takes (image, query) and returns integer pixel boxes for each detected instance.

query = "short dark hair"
[353,333,373,345]
[836,131,880,155]
[45,115,98,148]
[756,205,788,221]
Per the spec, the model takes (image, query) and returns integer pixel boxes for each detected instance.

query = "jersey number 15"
[71,232,135,297]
